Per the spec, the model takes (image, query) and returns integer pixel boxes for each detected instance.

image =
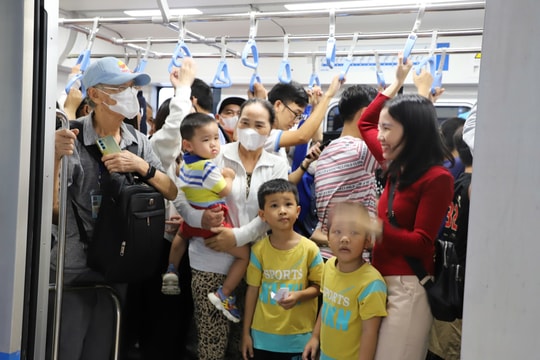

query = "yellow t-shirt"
[246,236,324,353]
[320,258,387,360]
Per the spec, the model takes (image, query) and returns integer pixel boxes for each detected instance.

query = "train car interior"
[2,1,540,359]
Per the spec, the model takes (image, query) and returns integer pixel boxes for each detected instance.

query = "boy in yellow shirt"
[242,179,323,359]
[303,202,387,360]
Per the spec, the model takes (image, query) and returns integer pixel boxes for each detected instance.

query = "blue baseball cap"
[82,57,151,89]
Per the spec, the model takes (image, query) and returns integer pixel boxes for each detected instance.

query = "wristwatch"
[140,164,156,181]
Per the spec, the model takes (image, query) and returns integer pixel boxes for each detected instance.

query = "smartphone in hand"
[96,136,122,155]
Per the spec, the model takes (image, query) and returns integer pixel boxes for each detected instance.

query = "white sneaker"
[161,272,181,295]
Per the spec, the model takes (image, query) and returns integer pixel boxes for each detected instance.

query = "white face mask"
[101,87,140,119]
[237,128,267,151]
[221,116,239,131]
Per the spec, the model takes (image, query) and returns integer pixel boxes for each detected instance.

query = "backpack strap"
[387,179,432,286]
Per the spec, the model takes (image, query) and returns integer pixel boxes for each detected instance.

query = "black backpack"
[71,121,165,283]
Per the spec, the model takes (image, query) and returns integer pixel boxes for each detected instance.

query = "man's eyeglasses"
[96,85,137,94]
[283,103,304,121]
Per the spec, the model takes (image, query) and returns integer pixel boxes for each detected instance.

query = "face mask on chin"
[236,128,267,151]
[100,87,140,119]
[221,116,238,131]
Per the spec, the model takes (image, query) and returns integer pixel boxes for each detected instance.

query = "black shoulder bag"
[70,121,165,283]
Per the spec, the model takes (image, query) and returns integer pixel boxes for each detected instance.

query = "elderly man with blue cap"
[51,57,177,360]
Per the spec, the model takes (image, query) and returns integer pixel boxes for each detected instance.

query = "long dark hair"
[384,94,454,189]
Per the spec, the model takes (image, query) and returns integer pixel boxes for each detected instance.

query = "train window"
[324,103,343,132]
[435,105,473,123]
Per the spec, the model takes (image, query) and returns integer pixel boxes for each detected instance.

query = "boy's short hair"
[180,113,216,140]
[327,201,371,231]
[257,179,299,209]
[453,125,473,166]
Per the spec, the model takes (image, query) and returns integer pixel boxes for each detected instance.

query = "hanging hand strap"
[134,38,152,73]
[339,32,359,80]
[308,55,320,89]
[402,2,426,64]
[168,16,192,73]
[65,17,100,96]
[374,51,386,89]
[325,9,336,69]
[278,34,292,84]
[212,37,232,88]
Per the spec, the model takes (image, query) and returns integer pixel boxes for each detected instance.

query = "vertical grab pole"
[51,110,70,360]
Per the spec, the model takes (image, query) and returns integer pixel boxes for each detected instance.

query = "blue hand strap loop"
[249,72,261,93]
[278,34,292,83]
[374,51,386,89]
[278,60,292,84]
[65,17,99,95]
[242,39,259,69]
[212,61,232,88]
[339,32,359,80]
[212,37,232,88]
[168,16,191,72]
[309,73,320,89]
[134,38,152,73]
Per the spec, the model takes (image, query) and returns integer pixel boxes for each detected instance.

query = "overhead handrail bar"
[374,51,386,89]
[402,2,426,63]
[64,17,99,95]
[58,2,485,25]
[211,37,232,88]
[308,55,320,89]
[168,15,191,72]
[133,38,152,73]
[110,28,483,45]
[278,34,292,84]
[325,9,336,69]
[242,12,261,92]
[70,46,481,60]
[339,31,359,80]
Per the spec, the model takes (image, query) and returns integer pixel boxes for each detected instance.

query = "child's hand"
[278,291,299,310]
[221,167,236,180]
[241,334,254,360]
[302,337,320,360]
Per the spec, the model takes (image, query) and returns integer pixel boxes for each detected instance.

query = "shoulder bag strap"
[387,179,431,285]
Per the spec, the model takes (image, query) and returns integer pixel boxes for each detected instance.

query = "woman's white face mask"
[100,87,140,119]
[236,128,267,151]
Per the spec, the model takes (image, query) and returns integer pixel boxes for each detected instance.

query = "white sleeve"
[462,102,477,155]
[233,216,270,246]
[149,85,192,171]
[172,188,203,228]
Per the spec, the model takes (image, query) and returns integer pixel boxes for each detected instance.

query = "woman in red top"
[358,54,454,360]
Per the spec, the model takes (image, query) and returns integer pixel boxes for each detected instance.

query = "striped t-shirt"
[314,136,378,232]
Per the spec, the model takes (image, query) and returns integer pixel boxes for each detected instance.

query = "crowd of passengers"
[51,53,474,360]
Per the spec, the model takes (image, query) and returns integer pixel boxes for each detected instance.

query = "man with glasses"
[263,78,344,181]
[51,57,177,360]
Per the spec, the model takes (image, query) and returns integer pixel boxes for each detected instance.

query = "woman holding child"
[178,98,289,360]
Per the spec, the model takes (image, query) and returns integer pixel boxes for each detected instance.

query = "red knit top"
[358,93,454,276]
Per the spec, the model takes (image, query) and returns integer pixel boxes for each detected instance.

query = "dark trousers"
[123,238,195,360]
